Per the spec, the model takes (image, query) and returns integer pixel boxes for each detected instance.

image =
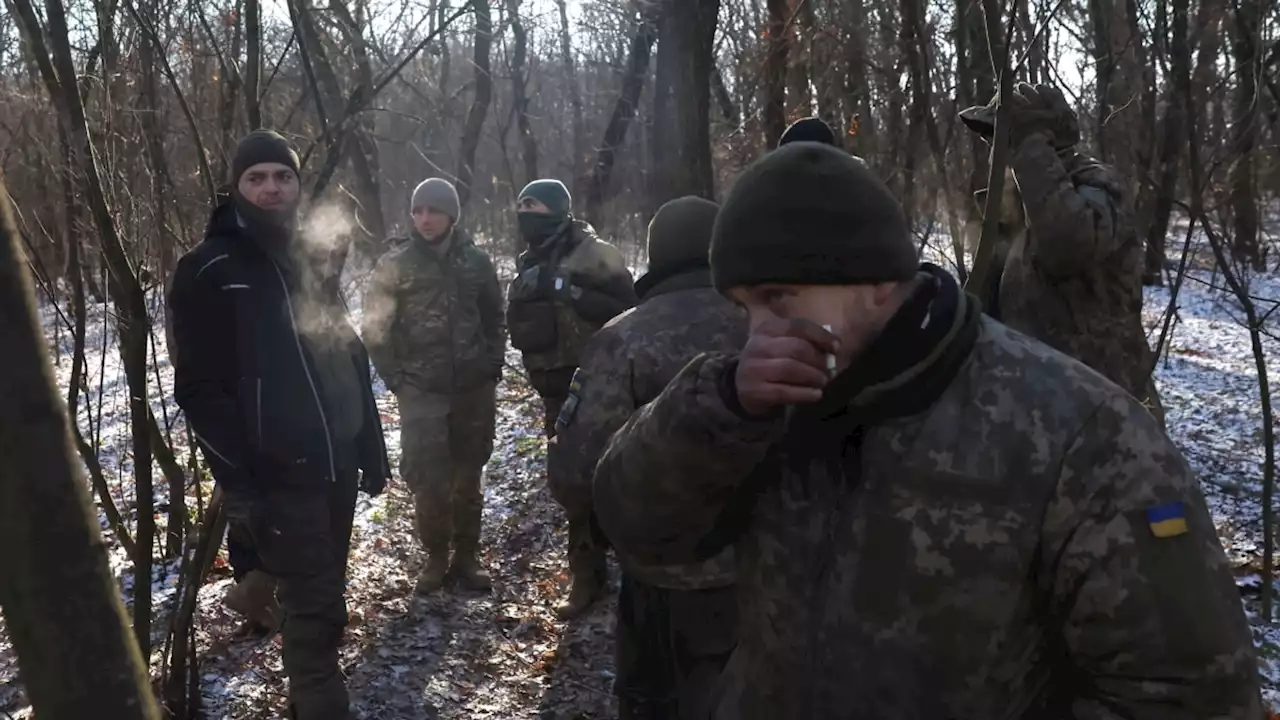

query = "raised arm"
[1010,135,1124,278]
[593,352,782,566]
[1042,394,1263,719]
[168,251,253,493]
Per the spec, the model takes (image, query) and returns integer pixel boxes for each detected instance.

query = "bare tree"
[0,173,161,720]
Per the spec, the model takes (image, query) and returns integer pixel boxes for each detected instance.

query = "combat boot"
[223,570,281,631]
[415,552,452,595]
[449,544,492,592]
[556,568,605,620]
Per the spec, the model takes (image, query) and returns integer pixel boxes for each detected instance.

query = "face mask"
[518,212,564,247]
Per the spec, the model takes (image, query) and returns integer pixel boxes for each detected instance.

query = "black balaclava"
[516,179,572,249]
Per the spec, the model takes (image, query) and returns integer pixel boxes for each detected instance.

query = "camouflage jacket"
[595,312,1260,717]
[1001,135,1153,400]
[548,267,746,590]
[506,219,637,373]
[362,229,505,394]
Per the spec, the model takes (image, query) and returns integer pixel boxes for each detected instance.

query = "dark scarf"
[519,217,575,269]
[693,264,981,559]
[635,260,712,301]
[781,263,981,472]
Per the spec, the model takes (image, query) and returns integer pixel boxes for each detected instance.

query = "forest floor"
[193,350,621,719]
[3,232,1280,717]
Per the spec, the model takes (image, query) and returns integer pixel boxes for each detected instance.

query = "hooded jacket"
[168,201,390,494]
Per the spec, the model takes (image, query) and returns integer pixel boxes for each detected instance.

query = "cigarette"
[822,324,836,377]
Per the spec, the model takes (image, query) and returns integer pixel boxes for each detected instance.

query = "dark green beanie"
[517,179,572,217]
[646,196,719,274]
[710,142,917,293]
[231,129,300,184]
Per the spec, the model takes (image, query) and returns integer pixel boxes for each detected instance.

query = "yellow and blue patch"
[1146,501,1189,538]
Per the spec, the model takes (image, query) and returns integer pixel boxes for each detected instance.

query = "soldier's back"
[610,285,747,402]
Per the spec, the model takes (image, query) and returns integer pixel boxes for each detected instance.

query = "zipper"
[271,261,338,483]
[255,378,263,447]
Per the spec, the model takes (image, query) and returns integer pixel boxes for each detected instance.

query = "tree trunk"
[245,0,263,128]
[650,0,720,209]
[13,0,155,657]
[583,7,660,225]
[843,0,875,157]
[0,173,161,720]
[1230,0,1262,268]
[456,0,493,211]
[554,0,585,192]
[509,0,539,186]
[763,0,789,147]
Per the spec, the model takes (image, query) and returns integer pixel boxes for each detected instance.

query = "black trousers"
[230,466,359,720]
[615,574,738,720]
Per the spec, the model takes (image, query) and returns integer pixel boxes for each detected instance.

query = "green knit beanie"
[517,179,572,217]
[710,142,917,293]
[646,196,719,273]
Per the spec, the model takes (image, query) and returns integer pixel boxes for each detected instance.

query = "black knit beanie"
[231,129,300,184]
[710,142,917,293]
[780,116,837,147]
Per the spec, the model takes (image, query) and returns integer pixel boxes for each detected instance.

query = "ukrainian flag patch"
[1146,501,1189,538]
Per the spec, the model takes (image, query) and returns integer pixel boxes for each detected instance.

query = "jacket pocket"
[507,299,558,353]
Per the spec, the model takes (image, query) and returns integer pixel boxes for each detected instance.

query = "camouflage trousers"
[399,383,497,554]
[615,575,738,720]
[234,468,359,720]
[535,378,608,585]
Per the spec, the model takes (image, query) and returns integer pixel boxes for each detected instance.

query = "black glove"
[360,469,388,497]
[223,488,268,539]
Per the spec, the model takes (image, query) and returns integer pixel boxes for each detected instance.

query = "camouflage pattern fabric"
[398,383,497,554]
[1000,134,1158,412]
[615,576,738,720]
[594,317,1262,719]
[554,279,744,590]
[362,229,505,394]
[253,470,360,720]
[506,220,636,373]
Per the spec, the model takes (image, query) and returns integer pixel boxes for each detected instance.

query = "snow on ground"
[4,229,1280,715]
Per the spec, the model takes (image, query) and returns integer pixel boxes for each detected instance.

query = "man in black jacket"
[168,129,390,720]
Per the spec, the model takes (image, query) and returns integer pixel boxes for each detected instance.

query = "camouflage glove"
[1006,82,1079,150]
[958,83,1079,151]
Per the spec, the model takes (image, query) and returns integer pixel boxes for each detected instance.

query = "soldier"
[505,178,637,618]
[169,129,390,720]
[593,142,1263,719]
[959,82,1164,422]
[550,196,742,719]
[363,178,505,594]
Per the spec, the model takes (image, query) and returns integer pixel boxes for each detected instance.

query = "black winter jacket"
[168,202,390,494]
